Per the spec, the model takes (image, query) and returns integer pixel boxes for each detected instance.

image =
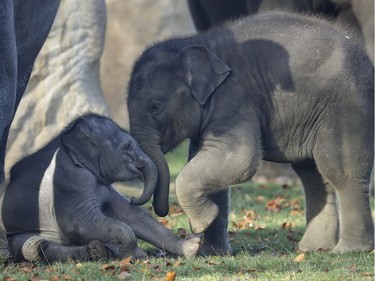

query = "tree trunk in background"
[5,0,110,173]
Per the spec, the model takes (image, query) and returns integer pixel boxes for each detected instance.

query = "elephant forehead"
[86,117,119,135]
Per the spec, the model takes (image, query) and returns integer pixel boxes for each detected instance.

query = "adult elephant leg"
[292,163,339,251]
[102,188,200,258]
[176,126,261,255]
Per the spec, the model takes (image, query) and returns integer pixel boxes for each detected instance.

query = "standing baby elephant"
[127,11,374,255]
[0,113,200,262]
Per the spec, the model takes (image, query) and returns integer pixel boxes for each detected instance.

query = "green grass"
[1,144,374,280]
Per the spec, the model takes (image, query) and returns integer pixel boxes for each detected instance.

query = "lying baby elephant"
[0,113,200,262]
[127,11,374,255]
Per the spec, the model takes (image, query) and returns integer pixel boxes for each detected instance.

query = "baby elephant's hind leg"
[8,234,113,262]
[39,240,115,262]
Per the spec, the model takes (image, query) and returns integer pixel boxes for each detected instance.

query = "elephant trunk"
[130,123,170,216]
[130,154,158,206]
[145,145,170,217]
[151,150,170,217]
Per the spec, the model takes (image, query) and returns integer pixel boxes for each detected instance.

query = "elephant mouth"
[127,163,144,182]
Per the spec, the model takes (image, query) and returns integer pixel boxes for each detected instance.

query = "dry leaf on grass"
[62,274,73,281]
[49,276,60,281]
[21,266,33,273]
[294,253,305,262]
[281,222,293,229]
[4,276,17,281]
[166,271,176,281]
[173,259,184,267]
[118,271,131,280]
[119,256,132,269]
[348,264,357,273]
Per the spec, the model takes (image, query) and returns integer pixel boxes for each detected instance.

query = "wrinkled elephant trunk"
[130,155,158,206]
[151,151,170,217]
[138,143,170,217]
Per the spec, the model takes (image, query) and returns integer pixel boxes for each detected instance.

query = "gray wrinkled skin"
[1,114,200,262]
[127,12,374,255]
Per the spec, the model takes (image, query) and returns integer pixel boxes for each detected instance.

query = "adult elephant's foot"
[332,236,374,252]
[298,212,338,252]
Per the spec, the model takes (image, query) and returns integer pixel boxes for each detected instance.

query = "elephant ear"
[178,45,231,105]
[61,118,100,176]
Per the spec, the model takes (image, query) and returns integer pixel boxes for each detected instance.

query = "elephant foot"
[87,240,114,260]
[298,237,337,252]
[299,213,338,252]
[181,236,201,258]
[188,203,219,234]
[332,237,374,253]
[199,239,232,256]
[133,247,148,259]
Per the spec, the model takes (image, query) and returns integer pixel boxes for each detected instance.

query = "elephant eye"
[121,141,132,152]
[148,101,164,115]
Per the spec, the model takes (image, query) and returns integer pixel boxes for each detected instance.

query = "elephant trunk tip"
[129,196,148,206]
[152,201,169,217]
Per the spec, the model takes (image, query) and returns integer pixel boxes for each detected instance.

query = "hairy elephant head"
[127,44,231,216]
[61,114,157,205]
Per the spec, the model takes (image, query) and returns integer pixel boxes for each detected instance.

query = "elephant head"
[61,115,157,205]
[127,44,231,216]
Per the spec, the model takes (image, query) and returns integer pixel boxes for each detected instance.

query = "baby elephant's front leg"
[103,188,200,258]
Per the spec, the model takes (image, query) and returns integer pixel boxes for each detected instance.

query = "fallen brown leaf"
[294,253,305,262]
[49,276,60,281]
[21,266,33,273]
[4,276,16,281]
[282,222,293,229]
[159,219,169,226]
[255,225,266,230]
[265,196,285,212]
[169,203,184,216]
[349,264,357,273]
[117,271,131,280]
[62,274,73,281]
[166,271,176,281]
[173,259,184,267]
[119,256,132,270]
[44,266,56,273]
[240,268,257,273]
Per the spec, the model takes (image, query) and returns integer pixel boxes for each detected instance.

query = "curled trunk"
[130,156,158,206]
